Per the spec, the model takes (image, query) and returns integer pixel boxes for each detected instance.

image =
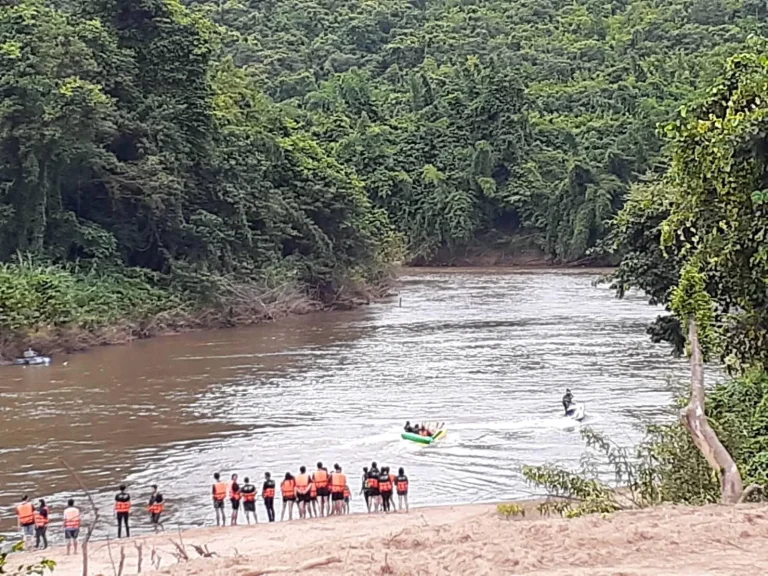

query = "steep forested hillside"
[2,0,767,346]
[188,0,768,262]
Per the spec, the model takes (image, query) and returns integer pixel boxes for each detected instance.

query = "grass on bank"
[0,259,378,360]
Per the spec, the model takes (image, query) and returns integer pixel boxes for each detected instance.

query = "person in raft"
[262,472,276,522]
[229,473,241,526]
[241,476,258,524]
[280,472,296,521]
[16,495,35,549]
[63,499,81,555]
[212,472,228,526]
[396,467,409,512]
[114,484,131,538]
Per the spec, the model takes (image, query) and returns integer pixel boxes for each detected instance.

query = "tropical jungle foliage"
[188,0,768,261]
[527,42,768,515]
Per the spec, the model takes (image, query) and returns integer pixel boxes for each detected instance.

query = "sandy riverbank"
[23,502,768,575]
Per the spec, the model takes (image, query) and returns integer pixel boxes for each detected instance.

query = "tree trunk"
[680,321,743,504]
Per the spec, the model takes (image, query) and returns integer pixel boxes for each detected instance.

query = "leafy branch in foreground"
[0,537,55,575]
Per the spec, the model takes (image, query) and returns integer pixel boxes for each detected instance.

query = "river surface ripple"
[0,269,693,537]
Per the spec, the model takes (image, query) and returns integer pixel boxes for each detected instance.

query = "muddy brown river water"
[0,269,693,539]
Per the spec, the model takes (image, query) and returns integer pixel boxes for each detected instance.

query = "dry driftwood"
[241,555,342,575]
[680,321,744,504]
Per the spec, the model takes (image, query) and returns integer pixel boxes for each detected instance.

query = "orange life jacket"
[310,483,317,498]
[378,474,392,492]
[263,480,276,499]
[34,507,49,527]
[295,474,310,494]
[281,479,295,499]
[229,482,241,501]
[148,502,165,514]
[63,507,81,529]
[115,496,131,513]
[396,476,409,493]
[313,468,329,489]
[343,485,350,498]
[330,472,346,494]
[367,473,379,490]
[242,484,256,502]
[213,481,227,501]
[16,502,34,525]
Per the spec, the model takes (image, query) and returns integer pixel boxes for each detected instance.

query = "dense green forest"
[189,0,768,261]
[2,0,768,348]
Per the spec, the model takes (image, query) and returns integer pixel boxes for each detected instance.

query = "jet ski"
[565,402,586,421]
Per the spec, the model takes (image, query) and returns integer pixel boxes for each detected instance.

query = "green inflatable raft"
[401,429,447,445]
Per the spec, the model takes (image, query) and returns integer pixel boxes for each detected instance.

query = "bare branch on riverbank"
[681,321,743,504]
[133,543,143,573]
[105,537,117,576]
[738,484,765,503]
[60,458,100,576]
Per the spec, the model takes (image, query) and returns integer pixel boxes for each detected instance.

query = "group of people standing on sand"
[14,461,411,551]
[361,462,410,513]
[212,461,410,525]
[14,484,165,554]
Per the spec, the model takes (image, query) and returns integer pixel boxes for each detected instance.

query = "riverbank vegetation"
[3,0,768,355]
[526,43,768,513]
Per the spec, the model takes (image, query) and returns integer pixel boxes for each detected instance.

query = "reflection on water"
[0,269,691,538]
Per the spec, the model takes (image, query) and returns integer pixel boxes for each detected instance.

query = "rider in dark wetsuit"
[562,389,573,415]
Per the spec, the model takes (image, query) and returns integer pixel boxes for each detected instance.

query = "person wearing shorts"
[63,499,81,555]
[16,495,35,548]
[212,472,227,526]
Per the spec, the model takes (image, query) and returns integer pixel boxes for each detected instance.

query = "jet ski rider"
[562,389,573,415]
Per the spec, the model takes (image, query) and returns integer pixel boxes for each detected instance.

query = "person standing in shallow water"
[396,467,409,512]
[262,472,276,522]
[229,473,241,526]
[34,499,49,549]
[63,499,81,555]
[114,485,131,538]
[148,485,164,532]
[241,477,257,524]
[212,472,227,527]
[280,472,296,521]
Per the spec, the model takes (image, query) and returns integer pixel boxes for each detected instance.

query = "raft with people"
[401,422,446,445]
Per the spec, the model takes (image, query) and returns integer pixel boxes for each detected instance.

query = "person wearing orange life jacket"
[16,495,35,548]
[148,485,164,532]
[294,466,311,519]
[229,473,241,526]
[329,463,346,516]
[396,467,409,513]
[361,466,371,512]
[34,499,49,550]
[308,481,318,518]
[114,484,131,538]
[378,467,393,513]
[212,472,228,527]
[63,499,81,555]
[280,472,296,521]
[367,462,381,513]
[241,477,258,524]
[343,484,351,515]
[262,472,276,522]
[312,462,330,517]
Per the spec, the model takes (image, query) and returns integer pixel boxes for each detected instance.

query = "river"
[0,269,691,538]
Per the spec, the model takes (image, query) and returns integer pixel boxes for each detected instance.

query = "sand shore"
[20,502,768,575]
